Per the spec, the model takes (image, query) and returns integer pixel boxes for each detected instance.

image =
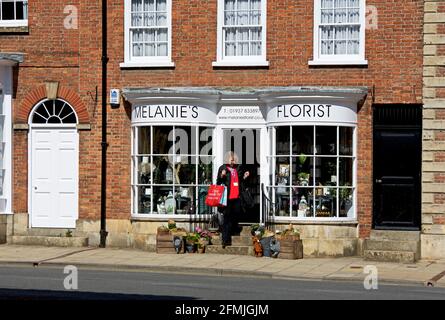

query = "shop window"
[213,0,269,67]
[309,0,367,66]
[132,125,215,216]
[268,125,355,219]
[0,0,28,27]
[121,0,174,68]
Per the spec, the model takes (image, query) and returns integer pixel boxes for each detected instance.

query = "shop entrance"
[373,104,422,230]
[222,128,261,224]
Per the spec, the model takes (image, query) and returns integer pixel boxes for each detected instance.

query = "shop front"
[125,87,367,256]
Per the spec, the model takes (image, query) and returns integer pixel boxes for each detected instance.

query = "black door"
[223,128,260,224]
[373,105,422,230]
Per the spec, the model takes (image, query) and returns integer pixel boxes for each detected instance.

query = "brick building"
[0,0,435,261]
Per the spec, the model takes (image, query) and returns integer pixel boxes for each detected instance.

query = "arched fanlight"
[32,99,77,124]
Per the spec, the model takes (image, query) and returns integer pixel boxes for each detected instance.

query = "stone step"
[363,250,417,264]
[206,245,253,256]
[240,226,253,237]
[11,235,88,247]
[364,239,420,253]
[370,230,420,241]
[232,236,253,246]
[16,228,80,237]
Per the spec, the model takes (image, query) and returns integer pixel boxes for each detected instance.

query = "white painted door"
[31,128,79,228]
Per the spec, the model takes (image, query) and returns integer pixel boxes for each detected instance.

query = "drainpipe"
[100,0,109,248]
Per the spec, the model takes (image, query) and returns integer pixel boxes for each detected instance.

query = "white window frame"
[0,0,28,27]
[120,0,174,68]
[213,0,269,67]
[309,0,367,66]
[267,124,357,221]
[131,124,215,218]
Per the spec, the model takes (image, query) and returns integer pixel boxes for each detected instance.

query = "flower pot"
[185,242,196,253]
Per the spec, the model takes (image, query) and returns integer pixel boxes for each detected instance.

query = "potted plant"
[185,232,200,253]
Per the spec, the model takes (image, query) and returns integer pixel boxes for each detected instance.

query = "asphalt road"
[0,264,444,301]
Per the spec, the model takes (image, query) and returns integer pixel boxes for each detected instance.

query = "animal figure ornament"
[252,236,263,257]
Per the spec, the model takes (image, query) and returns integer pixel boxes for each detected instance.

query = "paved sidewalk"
[1,244,445,287]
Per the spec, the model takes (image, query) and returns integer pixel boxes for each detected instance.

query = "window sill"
[212,60,269,67]
[120,61,175,69]
[131,215,211,222]
[308,59,368,66]
[0,26,29,33]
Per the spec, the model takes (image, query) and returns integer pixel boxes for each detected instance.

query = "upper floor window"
[213,0,269,67]
[121,0,174,68]
[310,0,367,66]
[0,0,28,27]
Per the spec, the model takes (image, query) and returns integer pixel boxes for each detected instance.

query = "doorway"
[29,99,79,228]
[373,104,422,230]
[222,128,261,224]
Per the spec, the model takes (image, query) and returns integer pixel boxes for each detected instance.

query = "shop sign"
[131,105,217,124]
[217,106,266,124]
[268,104,357,124]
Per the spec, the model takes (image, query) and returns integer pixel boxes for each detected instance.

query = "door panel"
[31,129,78,228]
[373,110,421,230]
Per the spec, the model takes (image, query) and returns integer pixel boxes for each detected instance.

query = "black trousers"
[222,198,241,245]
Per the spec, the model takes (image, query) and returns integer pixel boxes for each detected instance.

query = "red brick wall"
[1,1,423,237]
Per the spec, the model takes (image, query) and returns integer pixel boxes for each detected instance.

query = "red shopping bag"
[205,185,226,207]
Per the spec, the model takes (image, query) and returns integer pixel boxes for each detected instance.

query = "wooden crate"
[278,238,303,260]
[156,233,178,254]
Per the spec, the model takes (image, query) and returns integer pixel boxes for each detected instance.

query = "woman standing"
[216,152,250,248]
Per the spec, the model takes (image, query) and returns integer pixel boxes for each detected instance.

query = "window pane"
[292,126,313,155]
[274,187,290,217]
[175,126,195,155]
[292,187,314,218]
[334,40,347,54]
[292,156,314,187]
[315,187,337,217]
[321,9,333,23]
[199,127,214,155]
[339,127,353,155]
[198,186,212,214]
[153,126,173,154]
[137,186,152,214]
[321,0,334,9]
[177,186,196,214]
[157,0,167,12]
[334,8,347,23]
[275,157,290,186]
[315,157,337,186]
[339,157,353,186]
[137,156,152,184]
[132,13,143,27]
[153,186,174,214]
[175,156,196,185]
[276,126,290,155]
[339,188,354,217]
[316,126,337,155]
[199,157,213,184]
[16,1,25,20]
[153,156,174,184]
[2,2,15,20]
[143,13,155,26]
[138,127,151,154]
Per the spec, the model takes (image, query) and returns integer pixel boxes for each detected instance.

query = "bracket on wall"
[371,84,375,104]
[87,86,98,103]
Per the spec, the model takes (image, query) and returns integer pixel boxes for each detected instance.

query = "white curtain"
[131,0,168,57]
[223,0,262,57]
[320,0,360,55]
